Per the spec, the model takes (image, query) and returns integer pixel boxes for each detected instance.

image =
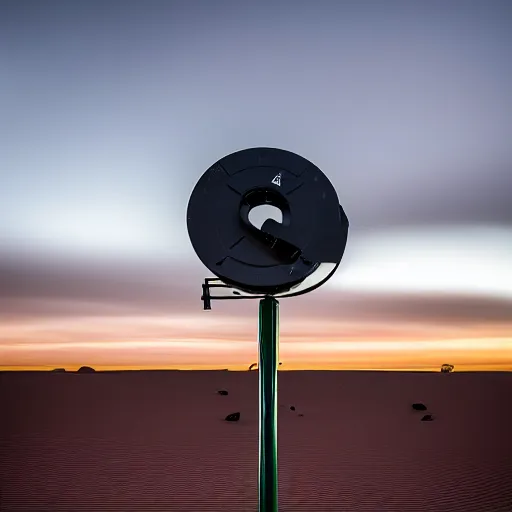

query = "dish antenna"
[187,147,349,511]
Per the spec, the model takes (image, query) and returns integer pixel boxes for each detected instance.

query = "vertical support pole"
[258,296,279,512]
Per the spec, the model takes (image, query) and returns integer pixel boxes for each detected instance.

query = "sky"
[0,0,511,371]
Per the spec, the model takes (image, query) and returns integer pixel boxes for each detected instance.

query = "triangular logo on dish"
[271,173,282,186]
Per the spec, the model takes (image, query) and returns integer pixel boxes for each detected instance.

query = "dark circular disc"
[187,147,349,295]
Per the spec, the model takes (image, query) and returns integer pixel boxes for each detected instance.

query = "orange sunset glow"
[2,284,511,371]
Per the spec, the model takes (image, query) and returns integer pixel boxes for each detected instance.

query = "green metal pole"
[258,296,279,512]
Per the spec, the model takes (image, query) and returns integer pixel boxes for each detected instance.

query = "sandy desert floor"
[1,370,511,511]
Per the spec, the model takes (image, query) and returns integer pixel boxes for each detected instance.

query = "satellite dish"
[187,147,349,300]
[187,147,349,511]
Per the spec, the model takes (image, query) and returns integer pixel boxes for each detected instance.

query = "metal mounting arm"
[201,277,269,310]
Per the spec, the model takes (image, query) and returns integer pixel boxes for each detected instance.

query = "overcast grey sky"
[1,0,511,254]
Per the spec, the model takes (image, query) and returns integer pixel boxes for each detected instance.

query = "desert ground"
[1,370,511,511]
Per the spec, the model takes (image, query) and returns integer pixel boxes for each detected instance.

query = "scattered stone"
[218,389,229,396]
[225,412,240,422]
[77,366,96,373]
[298,413,304,417]
[412,403,427,411]
[421,414,434,421]
[290,406,296,411]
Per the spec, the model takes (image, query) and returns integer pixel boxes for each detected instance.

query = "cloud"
[1,246,511,330]
[0,251,199,317]
[286,290,512,327]
[328,225,512,299]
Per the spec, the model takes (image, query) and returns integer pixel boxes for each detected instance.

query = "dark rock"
[412,403,427,411]
[51,368,66,373]
[77,366,96,373]
[218,389,228,396]
[298,413,304,417]
[225,412,240,422]
[290,406,296,411]
[249,362,282,371]
[421,414,434,421]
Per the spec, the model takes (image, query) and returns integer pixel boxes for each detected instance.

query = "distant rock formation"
[51,368,66,373]
[421,414,434,421]
[248,362,282,371]
[218,389,229,396]
[77,366,96,373]
[412,403,427,411]
[441,364,454,373]
[225,412,240,422]
[290,406,296,411]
